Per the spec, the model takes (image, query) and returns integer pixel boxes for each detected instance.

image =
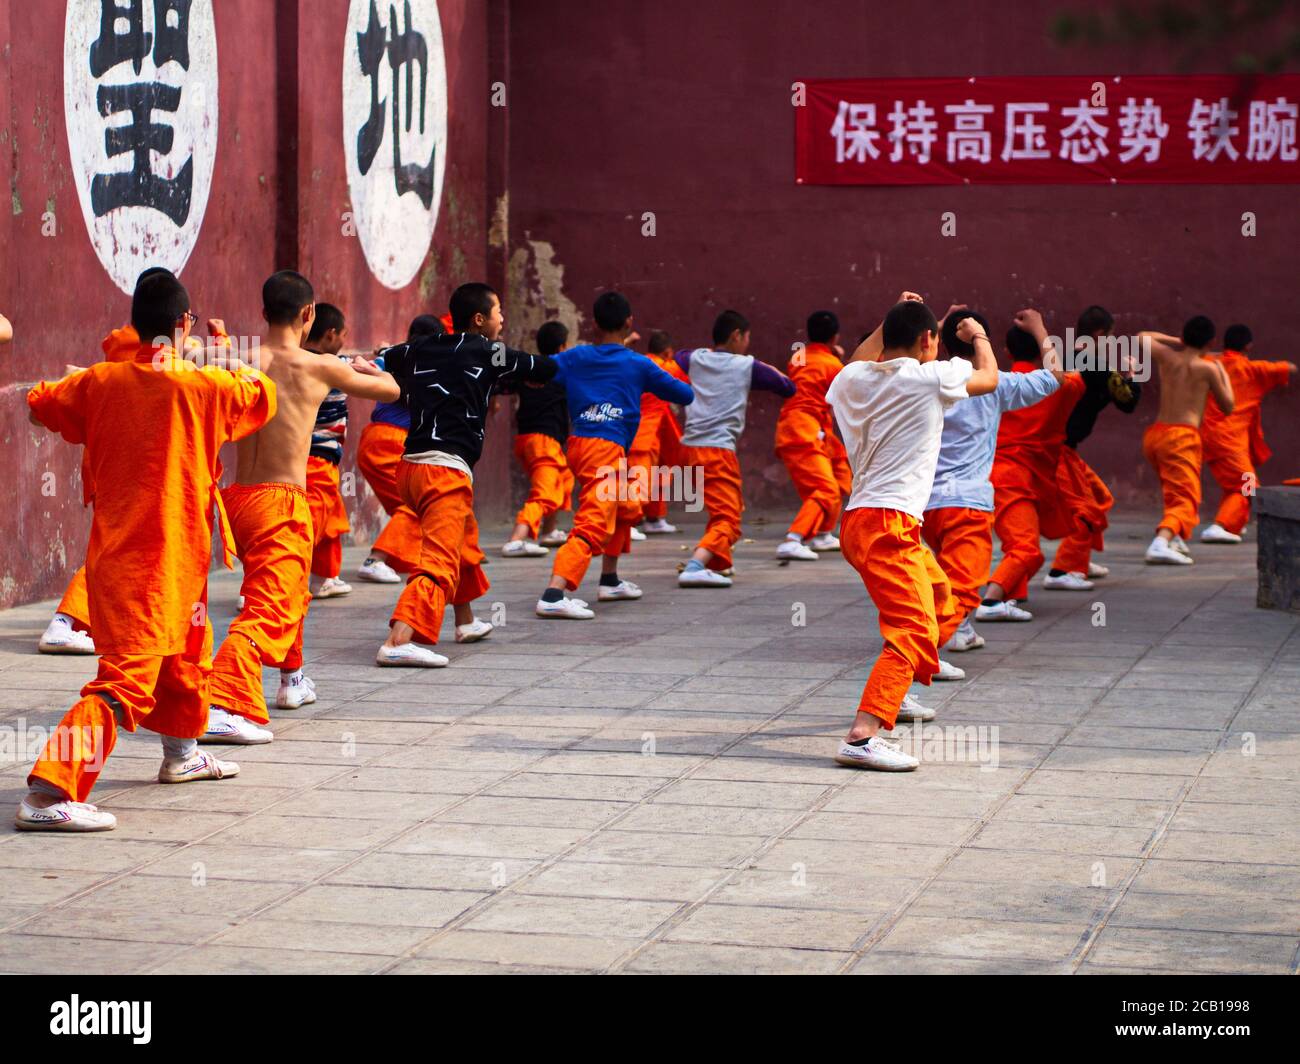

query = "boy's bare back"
[1151,341,1233,428]
[234,343,398,487]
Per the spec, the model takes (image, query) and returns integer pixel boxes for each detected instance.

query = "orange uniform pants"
[921,506,991,640]
[513,432,574,538]
[56,566,92,631]
[29,634,213,803]
[305,455,350,580]
[1052,446,1112,574]
[551,437,640,591]
[1142,423,1203,540]
[359,422,423,572]
[1203,445,1254,534]
[841,507,958,730]
[210,483,311,725]
[683,445,743,571]
[389,463,489,644]
[777,437,843,539]
[628,414,683,522]
[990,459,1065,602]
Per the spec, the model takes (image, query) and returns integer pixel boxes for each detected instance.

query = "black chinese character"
[90,83,193,225]
[87,0,195,224]
[90,0,192,77]
[355,0,437,208]
[356,0,387,176]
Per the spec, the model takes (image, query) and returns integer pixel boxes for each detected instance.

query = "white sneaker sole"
[356,571,403,584]
[15,812,116,832]
[158,760,240,784]
[833,753,919,772]
[37,641,96,655]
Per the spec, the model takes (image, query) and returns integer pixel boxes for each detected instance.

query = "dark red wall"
[503,0,1300,513]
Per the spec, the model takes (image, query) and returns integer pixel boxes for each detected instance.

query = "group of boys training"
[9,271,1294,828]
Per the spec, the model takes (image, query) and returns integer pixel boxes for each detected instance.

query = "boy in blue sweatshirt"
[537,292,694,619]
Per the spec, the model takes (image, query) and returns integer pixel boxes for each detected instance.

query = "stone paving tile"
[1085,926,1295,974]
[625,941,850,974]
[0,519,1295,974]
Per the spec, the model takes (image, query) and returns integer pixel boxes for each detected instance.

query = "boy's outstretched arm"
[0,312,12,344]
[850,291,924,363]
[318,354,402,403]
[646,361,694,405]
[956,317,999,396]
[1207,359,1235,415]
[1013,308,1065,383]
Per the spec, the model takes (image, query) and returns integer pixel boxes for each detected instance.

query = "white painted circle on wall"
[64,0,219,295]
[342,0,448,291]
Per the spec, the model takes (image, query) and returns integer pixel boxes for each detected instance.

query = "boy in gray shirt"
[676,310,795,587]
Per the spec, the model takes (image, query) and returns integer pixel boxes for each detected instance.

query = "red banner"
[795,75,1300,185]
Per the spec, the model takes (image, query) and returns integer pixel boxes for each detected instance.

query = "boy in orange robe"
[1039,305,1142,589]
[1138,317,1235,565]
[38,269,231,656]
[1198,323,1296,544]
[17,273,275,832]
[501,320,575,557]
[775,310,848,561]
[830,295,998,771]
[302,302,354,599]
[203,273,400,742]
[674,310,794,588]
[978,324,1086,620]
[377,283,557,666]
[629,330,686,536]
[356,314,442,582]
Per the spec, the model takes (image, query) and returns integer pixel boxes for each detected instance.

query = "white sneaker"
[535,596,595,619]
[678,567,732,588]
[312,576,353,598]
[275,674,317,709]
[1087,562,1110,579]
[357,557,403,583]
[201,707,274,745]
[1042,571,1095,591]
[455,618,494,643]
[629,527,647,541]
[834,736,919,771]
[933,658,965,682]
[1171,535,1193,557]
[975,599,1034,622]
[376,643,449,667]
[1145,536,1193,565]
[37,618,96,655]
[643,518,678,534]
[1199,523,1243,544]
[776,539,819,561]
[598,579,643,601]
[158,749,240,784]
[15,796,116,832]
[502,539,549,558]
[896,693,937,722]
[807,532,841,552]
[538,529,569,546]
[944,619,985,653]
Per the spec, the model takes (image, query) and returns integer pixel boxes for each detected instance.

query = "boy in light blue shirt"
[922,308,1062,655]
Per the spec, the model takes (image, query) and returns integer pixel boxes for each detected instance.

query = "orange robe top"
[1201,351,1292,467]
[774,343,843,450]
[993,362,1085,485]
[631,351,684,453]
[28,344,276,656]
